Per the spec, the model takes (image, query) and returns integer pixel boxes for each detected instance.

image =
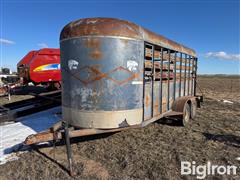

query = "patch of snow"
[222,99,234,104]
[0,106,61,165]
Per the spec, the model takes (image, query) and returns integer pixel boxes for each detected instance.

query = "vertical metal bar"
[8,85,11,101]
[142,42,146,122]
[194,58,198,96]
[179,53,182,97]
[184,54,187,96]
[167,49,170,110]
[160,47,163,113]
[191,57,194,96]
[151,45,154,118]
[188,56,191,95]
[173,51,177,100]
[64,121,73,176]
[158,48,161,114]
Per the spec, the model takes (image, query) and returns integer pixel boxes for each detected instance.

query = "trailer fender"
[172,96,197,119]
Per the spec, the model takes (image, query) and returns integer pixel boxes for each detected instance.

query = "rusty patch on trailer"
[61,18,141,41]
[154,104,159,114]
[89,49,102,59]
[84,38,102,60]
[162,98,167,104]
[88,66,106,81]
[66,65,107,86]
[172,96,195,112]
[65,65,140,86]
[145,94,150,107]
[84,38,100,48]
[106,66,140,85]
[60,18,196,57]
[120,38,129,46]
[162,102,167,113]
[154,99,159,113]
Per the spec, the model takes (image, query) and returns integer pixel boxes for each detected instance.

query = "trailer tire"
[181,103,191,126]
[191,99,197,119]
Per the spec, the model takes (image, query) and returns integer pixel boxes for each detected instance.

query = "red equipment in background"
[17,48,61,89]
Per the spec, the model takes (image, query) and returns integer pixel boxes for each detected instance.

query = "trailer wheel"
[191,100,197,119]
[181,103,190,126]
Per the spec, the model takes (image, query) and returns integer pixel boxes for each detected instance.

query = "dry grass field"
[0,75,239,179]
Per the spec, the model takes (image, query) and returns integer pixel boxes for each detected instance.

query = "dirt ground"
[0,75,240,180]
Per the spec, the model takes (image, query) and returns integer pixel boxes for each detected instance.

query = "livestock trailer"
[17,48,61,88]
[25,17,202,175]
[60,17,199,128]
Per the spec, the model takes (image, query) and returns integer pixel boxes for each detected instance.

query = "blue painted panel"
[61,37,144,111]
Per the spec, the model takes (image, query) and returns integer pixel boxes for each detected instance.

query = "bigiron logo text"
[181,161,239,179]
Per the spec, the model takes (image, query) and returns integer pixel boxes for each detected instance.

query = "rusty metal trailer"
[24,18,202,175]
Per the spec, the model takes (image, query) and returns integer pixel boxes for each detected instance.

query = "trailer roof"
[60,17,196,57]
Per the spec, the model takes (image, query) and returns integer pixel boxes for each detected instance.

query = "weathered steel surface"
[63,107,143,129]
[60,18,196,57]
[24,107,183,145]
[61,36,144,128]
[60,17,198,129]
[23,18,200,145]
[24,125,139,145]
[171,96,196,113]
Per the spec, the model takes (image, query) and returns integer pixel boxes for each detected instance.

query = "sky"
[0,0,239,74]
